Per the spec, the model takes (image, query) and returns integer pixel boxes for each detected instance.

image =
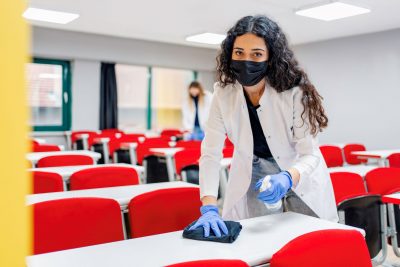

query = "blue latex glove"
[188,205,228,237]
[190,127,204,141]
[254,171,293,204]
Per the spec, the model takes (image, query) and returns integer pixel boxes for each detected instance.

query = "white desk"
[28,163,145,185]
[149,148,184,182]
[26,212,364,267]
[27,151,102,167]
[26,181,197,211]
[328,165,377,177]
[352,149,400,167]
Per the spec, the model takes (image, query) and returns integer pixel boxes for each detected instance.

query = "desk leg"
[372,204,388,266]
[82,136,89,151]
[388,204,400,258]
[129,147,137,165]
[65,131,72,150]
[102,141,110,164]
[165,155,175,182]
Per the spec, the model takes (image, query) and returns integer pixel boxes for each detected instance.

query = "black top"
[244,91,272,159]
[192,96,201,129]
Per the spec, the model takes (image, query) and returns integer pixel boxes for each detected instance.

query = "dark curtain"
[100,62,118,130]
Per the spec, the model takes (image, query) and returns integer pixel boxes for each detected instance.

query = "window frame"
[30,58,72,132]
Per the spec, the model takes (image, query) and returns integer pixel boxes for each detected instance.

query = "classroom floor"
[381,246,400,266]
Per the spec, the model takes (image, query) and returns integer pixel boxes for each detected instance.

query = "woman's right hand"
[189,205,228,237]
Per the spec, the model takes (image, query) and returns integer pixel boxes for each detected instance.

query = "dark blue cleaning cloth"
[182,221,242,243]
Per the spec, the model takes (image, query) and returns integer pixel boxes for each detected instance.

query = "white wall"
[71,60,100,130]
[293,28,400,150]
[30,27,217,143]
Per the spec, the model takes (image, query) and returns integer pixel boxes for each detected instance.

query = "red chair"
[33,197,124,254]
[136,138,170,165]
[33,144,61,152]
[343,144,368,165]
[71,130,97,149]
[37,155,94,168]
[270,229,371,267]
[161,129,183,138]
[174,148,201,176]
[319,145,344,167]
[109,133,145,157]
[365,167,400,195]
[128,188,201,238]
[166,260,249,267]
[388,153,400,168]
[176,140,202,149]
[70,166,139,190]
[329,172,367,205]
[330,171,384,258]
[100,128,124,135]
[32,171,64,194]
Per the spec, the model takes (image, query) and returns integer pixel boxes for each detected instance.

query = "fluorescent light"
[295,2,370,21]
[39,73,61,79]
[23,7,79,24]
[186,33,226,45]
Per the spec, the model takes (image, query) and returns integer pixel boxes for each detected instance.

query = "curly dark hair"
[217,15,328,135]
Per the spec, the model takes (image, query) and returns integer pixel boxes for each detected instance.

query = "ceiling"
[27,0,400,49]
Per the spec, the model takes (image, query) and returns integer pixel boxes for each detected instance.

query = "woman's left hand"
[254,171,293,204]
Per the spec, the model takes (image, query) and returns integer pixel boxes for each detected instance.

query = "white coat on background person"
[181,81,213,132]
[189,15,338,239]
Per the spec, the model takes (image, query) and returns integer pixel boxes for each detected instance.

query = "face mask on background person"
[231,60,267,87]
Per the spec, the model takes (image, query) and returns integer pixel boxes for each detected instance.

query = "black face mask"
[230,60,267,86]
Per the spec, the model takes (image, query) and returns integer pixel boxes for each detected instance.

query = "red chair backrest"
[166,260,249,267]
[343,144,367,165]
[37,155,94,168]
[33,144,61,152]
[388,153,400,168]
[223,147,234,158]
[136,139,170,165]
[70,166,139,190]
[176,140,202,149]
[161,129,183,138]
[33,197,124,254]
[329,172,367,205]
[32,171,64,194]
[270,230,372,267]
[365,167,400,195]
[128,187,201,238]
[100,128,124,135]
[71,131,97,144]
[175,149,201,175]
[319,145,344,167]
[108,133,145,156]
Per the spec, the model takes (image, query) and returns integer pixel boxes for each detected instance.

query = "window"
[151,67,194,129]
[116,64,196,131]
[26,58,71,131]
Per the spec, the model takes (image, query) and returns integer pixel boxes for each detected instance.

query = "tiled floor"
[380,246,400,266]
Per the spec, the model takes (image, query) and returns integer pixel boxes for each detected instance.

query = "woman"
[182,81,212,140]
[189,15,338,238]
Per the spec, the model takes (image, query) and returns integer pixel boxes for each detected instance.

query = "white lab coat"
[199,81,338,222]
[182,91,213,131]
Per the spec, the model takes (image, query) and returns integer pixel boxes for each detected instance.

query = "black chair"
[181,164,199,185]
[144,155,169,183]
[337,194,384,259]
